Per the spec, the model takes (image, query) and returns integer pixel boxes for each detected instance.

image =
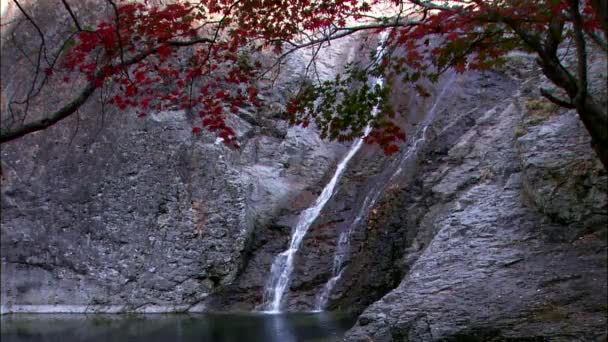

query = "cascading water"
[314,71,458,311]
[262,31,391,313]
[391,71,457,179]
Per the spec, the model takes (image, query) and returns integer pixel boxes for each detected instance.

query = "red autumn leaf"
[44,0,605,161]
[135,71,147,82]
[384,144,400,155]
[125,84,137,96]
[141,98,151,109]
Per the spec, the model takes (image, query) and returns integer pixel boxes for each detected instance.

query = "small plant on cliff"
[1,0,606,167]
[524,98,560,125]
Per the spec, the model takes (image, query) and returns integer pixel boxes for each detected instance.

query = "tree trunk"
[578,97,608,170]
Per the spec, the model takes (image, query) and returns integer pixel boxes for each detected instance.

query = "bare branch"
[256,20,417,82]
[1,80,97,143]
[568,0,589,105]
[1,36,214,144]
[67,109,81,146]
[60,0,82,31]
[12,0,49,64]
[106,0,130,81]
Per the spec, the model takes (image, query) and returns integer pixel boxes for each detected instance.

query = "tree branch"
[106,0,129,81]
[540,88,576,108]
[0,81,97,143]
[1,37,214,144]
[60,0,82,31]
[586,30,608,52]
[568,0,588,105]
[544,16,564,57]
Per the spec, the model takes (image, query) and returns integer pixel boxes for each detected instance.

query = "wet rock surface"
[343,61,607,341]
[248,70,525,315]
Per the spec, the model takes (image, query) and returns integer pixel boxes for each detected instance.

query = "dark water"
[1,312,356,342]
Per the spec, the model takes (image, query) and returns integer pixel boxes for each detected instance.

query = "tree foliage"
[1,0,606,166]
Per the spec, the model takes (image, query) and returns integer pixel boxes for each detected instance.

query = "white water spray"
[262,32,390,313]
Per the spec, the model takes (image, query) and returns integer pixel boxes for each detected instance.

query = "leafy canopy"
[3,0,606,159]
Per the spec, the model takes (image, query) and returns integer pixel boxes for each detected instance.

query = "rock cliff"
[342,55,607,341]
[1,3,607,341]
[0,0,357,313]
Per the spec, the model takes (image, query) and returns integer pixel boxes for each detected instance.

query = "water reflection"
[264,313,296,342]
[1,312,355,342]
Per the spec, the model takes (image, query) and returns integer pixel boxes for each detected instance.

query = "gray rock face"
[0,1,353,312]
[1,4,606,340]
[317,71,522,315]
[517,114,607,230]
[0,104,343,313]
[235,69,527,316]
[343,62,607,341]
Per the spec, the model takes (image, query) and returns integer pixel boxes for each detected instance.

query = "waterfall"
[262,31,390,313]
[314,71,458,311]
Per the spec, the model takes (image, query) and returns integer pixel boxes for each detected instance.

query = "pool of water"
[1,311,356,342]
